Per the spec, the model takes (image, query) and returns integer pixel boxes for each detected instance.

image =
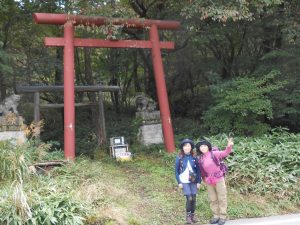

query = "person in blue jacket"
[175,138,202,224]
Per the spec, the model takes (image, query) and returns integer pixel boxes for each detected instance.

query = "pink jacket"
[199,145,232,185]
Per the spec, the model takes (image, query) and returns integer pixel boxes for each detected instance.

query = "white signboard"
[115,152,131,158]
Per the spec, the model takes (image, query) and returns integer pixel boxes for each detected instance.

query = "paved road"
[205,213,300,225]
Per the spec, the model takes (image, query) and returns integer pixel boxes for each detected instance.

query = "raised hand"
[227,137,234,146]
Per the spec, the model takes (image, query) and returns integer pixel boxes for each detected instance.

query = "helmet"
[179,138,195,150]
[196,140,212,151]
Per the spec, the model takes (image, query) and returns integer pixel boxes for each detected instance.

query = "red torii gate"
[33,13,180,160]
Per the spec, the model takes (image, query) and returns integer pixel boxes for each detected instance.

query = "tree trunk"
[83,47,106,145]
[84,48,95,101]
[133,51,141,92]
[138,49,156,101]
[75,48,84,102]
[0,72,6,101]
[55,48,63,85]
[108,49,120,113]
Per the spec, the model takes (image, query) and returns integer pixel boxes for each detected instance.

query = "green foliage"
[0,47,14,99]
[1,132,300,224]
[0,181,32,224]
[0,140,89,225]
[257,45,300,131]
[75,123,98,157]
[0,140,51,182]
[203,70,285,135]
[0,48,13,74]
[181,0,284,22]
[169,0,300,134]
[0,183,88,225]
[29,193,87,225]
[1,0,300,135]
[173,117,204,140]
[208,129,300,202]
[0,141,29,182]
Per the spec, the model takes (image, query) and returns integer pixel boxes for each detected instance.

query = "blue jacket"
[175,154,201,184]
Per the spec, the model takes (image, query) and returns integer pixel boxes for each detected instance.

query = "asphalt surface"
[204,213,300,225]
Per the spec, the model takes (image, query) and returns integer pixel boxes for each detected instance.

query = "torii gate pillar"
[63,21,75,160]
[150,25,174,152]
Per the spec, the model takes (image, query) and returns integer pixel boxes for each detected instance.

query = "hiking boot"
[218,218,226,225]
[209,217,219,224]
[191,213,198,223]
[186,213,192,224]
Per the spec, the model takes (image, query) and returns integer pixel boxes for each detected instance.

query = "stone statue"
[135,92,156,112]
[0,94,21,116]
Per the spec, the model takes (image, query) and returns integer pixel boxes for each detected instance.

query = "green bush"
[0,139,90,225]
[203,70,285,136]
[207,129,300,202]
[0,184,88,225]
[0,141,29,182]
[0,139,53,182]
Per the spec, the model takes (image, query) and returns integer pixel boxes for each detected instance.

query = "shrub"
[0,183,88,225]
[0,141,29,182]
[0,139,90,225]
[202,70,285,136]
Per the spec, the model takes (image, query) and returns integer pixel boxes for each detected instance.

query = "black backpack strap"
[179,154,184,173]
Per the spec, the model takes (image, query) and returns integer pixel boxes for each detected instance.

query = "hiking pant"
[206,177,227,219]
[185,194,197,213]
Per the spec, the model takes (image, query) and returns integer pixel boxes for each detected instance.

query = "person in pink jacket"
[196,138,234,225]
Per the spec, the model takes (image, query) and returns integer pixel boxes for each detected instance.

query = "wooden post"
[98,91,106,145]
[34,92,40,123]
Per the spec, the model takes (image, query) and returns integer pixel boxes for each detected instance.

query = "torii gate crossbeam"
[33,13,180,160]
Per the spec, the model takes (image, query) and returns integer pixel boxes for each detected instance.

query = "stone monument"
[0,94,26,143]
[135,93,163,145]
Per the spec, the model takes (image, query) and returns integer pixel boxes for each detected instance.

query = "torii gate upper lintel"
[33,13,180,160]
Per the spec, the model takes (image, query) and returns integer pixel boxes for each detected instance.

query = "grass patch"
[1,129,300,224]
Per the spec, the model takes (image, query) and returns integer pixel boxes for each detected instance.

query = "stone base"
[138,124,163,145]
[0,115,24,131]
[136,111,161,125]
[0,131,26,144]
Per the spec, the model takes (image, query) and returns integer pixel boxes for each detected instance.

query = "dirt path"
[73,157,186,224]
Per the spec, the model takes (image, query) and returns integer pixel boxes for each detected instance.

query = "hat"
[179,138,195,150]
[196,140,212,151]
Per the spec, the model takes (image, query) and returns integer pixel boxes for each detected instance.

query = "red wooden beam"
[33,13,180,30]
[44,37,175,49]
